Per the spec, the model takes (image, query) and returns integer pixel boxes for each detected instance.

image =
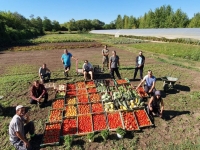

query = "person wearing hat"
[30,80,48,106]
[147,90,164,118]
[9,105,36,150]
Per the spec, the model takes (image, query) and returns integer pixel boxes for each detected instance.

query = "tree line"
[0,5,200,46]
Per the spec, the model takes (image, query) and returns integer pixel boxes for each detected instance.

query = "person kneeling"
[147,90,164,118]
[30,80,48,106]
[39,63,51,83]
[82,60,94,81]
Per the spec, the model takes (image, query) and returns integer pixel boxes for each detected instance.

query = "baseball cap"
[16,105,24,111]
[155,90,161,96]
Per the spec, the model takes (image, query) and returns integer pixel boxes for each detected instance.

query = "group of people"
[9,46,164,150]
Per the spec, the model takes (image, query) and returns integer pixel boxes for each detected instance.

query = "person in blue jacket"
[61,49,77,77]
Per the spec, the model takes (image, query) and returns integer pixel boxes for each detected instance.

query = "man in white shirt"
[9,105,37,150]
[133,51,145,80]
[82,60,94,81]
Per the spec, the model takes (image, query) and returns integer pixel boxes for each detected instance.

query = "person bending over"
[136,70,156,96]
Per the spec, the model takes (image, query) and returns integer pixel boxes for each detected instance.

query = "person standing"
[136,70,156,96]
[82,60,94,81]
[9,105,37,150]
[102,45,109,71]
[61,49,77,77]
[109,50,121,79]
[30,80,48,106]
[38,63,51,83]
[133,51,145,80]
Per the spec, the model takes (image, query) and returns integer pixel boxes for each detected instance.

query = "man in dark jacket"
[30,80,48,105]
[133,51,145,80]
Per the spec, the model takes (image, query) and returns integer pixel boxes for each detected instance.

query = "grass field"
[0,33,200,150]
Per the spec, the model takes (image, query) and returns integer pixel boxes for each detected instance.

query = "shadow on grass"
[29,134,43,150]
[163,110,190,121]
[120,67,136,70]
[71,139,85,149]
[0,106,31,117]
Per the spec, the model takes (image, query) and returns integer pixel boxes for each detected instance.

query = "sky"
[0,0,199,24]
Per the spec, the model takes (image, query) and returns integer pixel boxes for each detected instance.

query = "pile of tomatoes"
[52,99,64,109]
[49,109,62,122]
[78,115,92,134]
[107,112,123,129]
[92,113,107,131]
[136,86,148,97]
[76,82,85,89]
[43,123,61,144]
[122,112,139,131]
[77,94,88,103]
[77,89,87,95]
[87,87,97,93]
[91,103,103,113]
[134,110,151,127]
[116,79,128,85]
[85,81,95,88]
[62,118,77,135]
[66,90,76,96]
[89,93,101,102]
[67,83,76,90]
[78,104,91,114]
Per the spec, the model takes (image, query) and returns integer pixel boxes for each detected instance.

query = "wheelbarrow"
[161,76,178,92]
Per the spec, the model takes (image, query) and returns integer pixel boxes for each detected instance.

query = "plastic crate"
[40,121,62,147]
[134,108,154,128]
[77,114,93,135]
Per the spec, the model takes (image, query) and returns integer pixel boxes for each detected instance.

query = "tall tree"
[115,15,123,29]
[43,17,52,31]
[188,13,200,27]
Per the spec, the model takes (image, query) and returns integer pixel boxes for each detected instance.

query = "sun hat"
[16,105,24,111]
[155,90,161,96]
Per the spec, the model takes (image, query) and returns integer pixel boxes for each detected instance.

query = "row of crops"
[41,79,153,146]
